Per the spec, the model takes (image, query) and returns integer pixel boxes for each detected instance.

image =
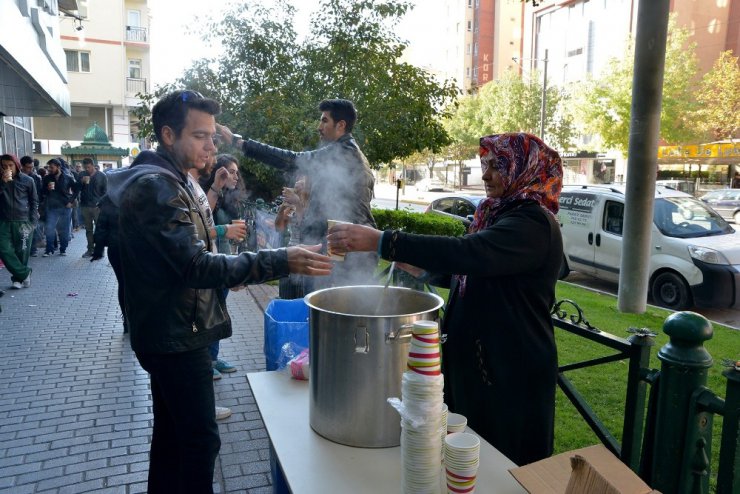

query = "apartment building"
[33,0,151,168]
[0,0,73,157]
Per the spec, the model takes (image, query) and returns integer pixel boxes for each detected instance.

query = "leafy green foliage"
[694,50,740,141]
[444,69,577,151]
[372,208,467,236]
[573,15,702,154]
[133,0,458,193]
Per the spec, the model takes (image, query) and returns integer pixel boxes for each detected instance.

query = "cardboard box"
[509,444,660,494]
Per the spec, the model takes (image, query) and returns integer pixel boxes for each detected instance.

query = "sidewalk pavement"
[0,232,280,493]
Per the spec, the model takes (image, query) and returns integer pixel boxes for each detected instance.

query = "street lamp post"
[513,50,549,141]
[540,49,549,141]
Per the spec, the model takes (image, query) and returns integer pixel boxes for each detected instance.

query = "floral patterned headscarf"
[469,133,562,234]
[456,133,562,296]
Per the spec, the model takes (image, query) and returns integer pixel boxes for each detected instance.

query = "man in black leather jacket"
[218,99,378,289]
[108,90,332,494]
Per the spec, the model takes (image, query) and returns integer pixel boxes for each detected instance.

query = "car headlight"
[688,245,730,265]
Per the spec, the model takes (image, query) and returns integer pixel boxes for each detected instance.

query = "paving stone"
[0,237,282,492]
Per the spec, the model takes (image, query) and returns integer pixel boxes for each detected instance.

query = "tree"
[444,69,577,152]
[134,0,458,178]
[574,15,702,155]
[694,50,740,141]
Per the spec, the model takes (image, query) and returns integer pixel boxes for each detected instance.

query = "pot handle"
[385,323,414,343]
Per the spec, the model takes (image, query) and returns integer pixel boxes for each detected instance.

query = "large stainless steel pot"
[305,285,444,448]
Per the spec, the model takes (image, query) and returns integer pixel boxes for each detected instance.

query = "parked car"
[699,189,740,223]
[558,184,739,310]
[415,177,449,192]
[425,194,484,227]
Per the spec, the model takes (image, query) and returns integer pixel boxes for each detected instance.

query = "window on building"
[128,10,141,27]
[128,59,142,79]
[466,67,471,78]
[466,43,471,55]
[65,50,90,72]
[467,0,472,7]
[474,42,478,56]
[467,21,472,31]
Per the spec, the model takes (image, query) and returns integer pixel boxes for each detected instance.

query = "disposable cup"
[446,413,467,433]
[412,320,439,335]
[82,176,90,184]
[48,181,55,190]
[327,219,350,260]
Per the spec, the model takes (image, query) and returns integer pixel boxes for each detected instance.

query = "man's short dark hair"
[318,99,357,133]
[82,157,94,166]
[152,90,221,143]
[20,156,33,166]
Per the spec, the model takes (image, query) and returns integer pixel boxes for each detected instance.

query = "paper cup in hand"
[327,219,350,261]
[48,181,55,190]
[82,176,90,184]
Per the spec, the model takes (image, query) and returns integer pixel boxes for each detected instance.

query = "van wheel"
[558,256,570,280]
[734,211,740,224]
[651,272,691,310]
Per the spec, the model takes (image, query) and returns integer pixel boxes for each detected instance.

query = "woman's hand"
[287,244,333,276]
[274,203,296,232]
[327,223,382,255]
[224,222,247,241]
[213,167,230,191]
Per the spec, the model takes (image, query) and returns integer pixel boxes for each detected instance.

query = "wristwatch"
[232,133,242,147]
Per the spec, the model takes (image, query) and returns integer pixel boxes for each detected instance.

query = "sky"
[149,0,434,87]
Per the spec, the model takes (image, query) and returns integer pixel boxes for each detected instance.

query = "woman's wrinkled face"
[481,156,506,199]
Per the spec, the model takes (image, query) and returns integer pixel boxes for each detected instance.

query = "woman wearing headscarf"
[328,133,563,465]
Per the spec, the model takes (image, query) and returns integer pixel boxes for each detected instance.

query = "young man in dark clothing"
[78,157,107,257]
[0,154,38,288]
[218,99,377,289]
[41,158,76,256]
[107,90,331,494]
[20,156,43,257]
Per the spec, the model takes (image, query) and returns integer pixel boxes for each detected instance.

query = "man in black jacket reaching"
[108,90,332,494]
[218,99,378,290]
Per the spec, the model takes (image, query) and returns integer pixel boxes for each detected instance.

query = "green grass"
[382,261,738,488]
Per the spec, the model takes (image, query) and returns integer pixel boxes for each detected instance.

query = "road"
[371,181,740,330]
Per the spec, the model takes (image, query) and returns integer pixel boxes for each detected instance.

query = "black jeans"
[136,346,220,494]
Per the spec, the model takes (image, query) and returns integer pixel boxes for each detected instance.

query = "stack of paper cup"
[400,320,444,493]
[406,321,442,376]
[440,404,449,464]
[446,413,467,434]
[444,433,480,494]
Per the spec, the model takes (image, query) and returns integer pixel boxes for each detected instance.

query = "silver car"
[425,195,485,227]
[700,189,740,223]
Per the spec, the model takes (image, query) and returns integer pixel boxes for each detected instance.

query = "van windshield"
[653,197,734,238]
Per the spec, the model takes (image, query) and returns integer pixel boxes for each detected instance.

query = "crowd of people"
[2,88,569,493]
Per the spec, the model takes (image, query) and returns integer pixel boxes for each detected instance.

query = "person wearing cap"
[0,154,38,289]
[328,133,564,466]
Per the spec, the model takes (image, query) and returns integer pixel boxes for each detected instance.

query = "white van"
[557,184,740,310]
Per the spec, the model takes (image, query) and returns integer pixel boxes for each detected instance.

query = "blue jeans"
[45,207,72,254]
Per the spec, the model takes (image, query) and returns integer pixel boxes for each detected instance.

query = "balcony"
[126,77,147,95]
[126,26,148,42]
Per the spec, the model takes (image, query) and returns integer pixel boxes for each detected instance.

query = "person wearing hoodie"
[106,89,332,494]
[0,154,38,289]
[40,157,77,256]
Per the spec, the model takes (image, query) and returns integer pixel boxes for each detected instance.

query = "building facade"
[0,0,73,157]
[33,0,150,168]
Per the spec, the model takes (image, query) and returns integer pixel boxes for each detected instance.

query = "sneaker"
[42,252,52,257]
[215,406,232,420]
[212,368,222,381]
[213,359,237,373]
[11,281,22,289]
[82,252,92,258]
[22,274,31,288]
[59,252,66,256]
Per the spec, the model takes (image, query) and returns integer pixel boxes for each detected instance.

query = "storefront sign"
[658,143,740,159]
